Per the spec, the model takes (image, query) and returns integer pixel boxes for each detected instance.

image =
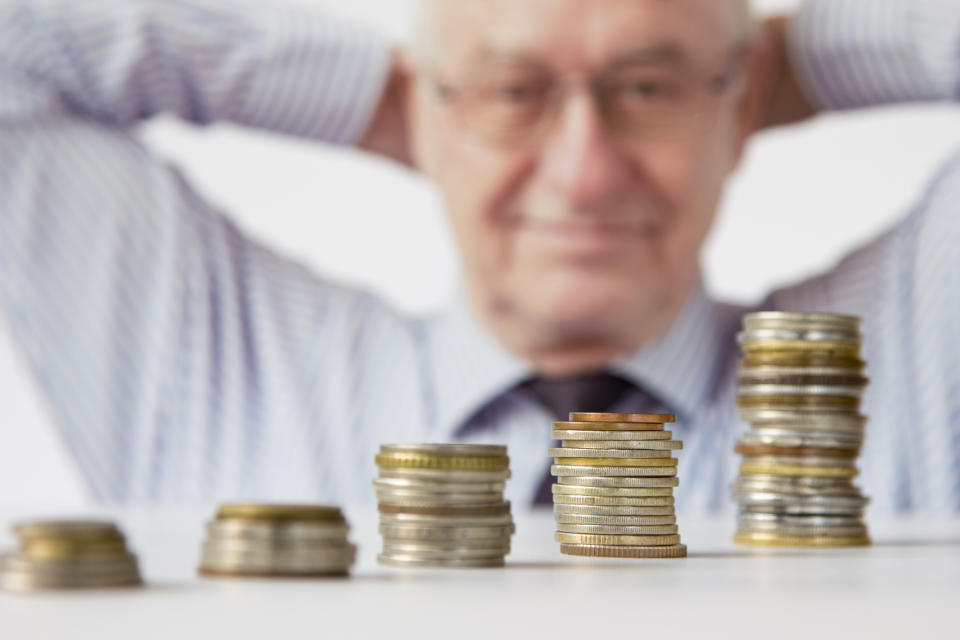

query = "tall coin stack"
[732,312,871,547]
[550,413,687,559]
[198,504,357,577]
[374,444,515,568]
[0,520,142,591]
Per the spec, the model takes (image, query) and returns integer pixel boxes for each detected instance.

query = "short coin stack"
[374,444,515,568]
[197,503,357,577]
[732,312,871,547]
[549,412,687,559]
[0,520,142,591]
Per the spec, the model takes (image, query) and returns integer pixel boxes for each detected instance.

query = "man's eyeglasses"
[429,50,746,146]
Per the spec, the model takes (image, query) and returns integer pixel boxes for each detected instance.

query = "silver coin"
[552,430,673,441]
[559,440,682,451]
[736,523,868,538]
[553,504,675,516]
[199,545,356,574]
[377,468,512,482]
[378,513,514,527]
[548,448,675,459]
[737,329,859,345]
[738,512,864,527]
[741,410,866,429]
[381,543,509,559]
[378,524,514,541]
[741,455,857,468]
[733,480,862,498]
[377,554,504,568]
[551,465,678,478]
[737,503,865,517]
[0,553,143,592]
[199,535,353,554]
[380,536,511,551]
[741,312,860,331]
[553,494,675,506]
[738,384,864,398]
[374,491,506,507]
[556,524,679,536]
[372,478,507,493]
[554,514,677,526]
[379,444,507,457]
[739,431,862,450]
[733,492,868,515]
[558,476,679,488]
[0,567,142,591]
[1,553,140,577]
[205,520,350,544]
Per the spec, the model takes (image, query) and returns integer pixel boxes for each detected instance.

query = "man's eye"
[623,81,670,99]
[494,85,543,103]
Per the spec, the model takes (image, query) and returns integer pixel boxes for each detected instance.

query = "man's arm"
[0,0,400,501]
[0,0,391,140]
[759,0,959,128]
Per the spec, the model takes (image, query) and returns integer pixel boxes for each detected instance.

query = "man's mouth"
[516,216,660,253]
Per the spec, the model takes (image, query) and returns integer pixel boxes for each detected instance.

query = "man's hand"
[360,52,413,167]
[757,16,817,130]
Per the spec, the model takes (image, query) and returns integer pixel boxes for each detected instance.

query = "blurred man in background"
[0,0,957,511]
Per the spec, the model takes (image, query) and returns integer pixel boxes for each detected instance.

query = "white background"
[2,0,960,509]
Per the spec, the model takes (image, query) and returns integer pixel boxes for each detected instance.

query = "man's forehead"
[416,0,741,68]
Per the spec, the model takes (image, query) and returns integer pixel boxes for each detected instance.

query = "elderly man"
[0,0,957,511]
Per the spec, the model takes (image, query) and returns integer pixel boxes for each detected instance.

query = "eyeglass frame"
[424,45,749,146]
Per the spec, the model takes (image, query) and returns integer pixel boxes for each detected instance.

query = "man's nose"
[538,92,634,213]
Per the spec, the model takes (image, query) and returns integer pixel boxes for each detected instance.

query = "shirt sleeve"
[0,0,391,143]
[0,0,402,502]
[788,0,960,109]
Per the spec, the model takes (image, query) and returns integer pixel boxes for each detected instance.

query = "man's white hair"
[413,0,756,60]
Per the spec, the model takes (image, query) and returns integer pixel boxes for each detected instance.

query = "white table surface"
[0,508,957,640]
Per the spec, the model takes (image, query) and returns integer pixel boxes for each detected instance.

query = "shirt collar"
[609,284,736,421]
[426,283,737,439]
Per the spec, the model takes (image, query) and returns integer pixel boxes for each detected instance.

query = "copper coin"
[569,412,676,424]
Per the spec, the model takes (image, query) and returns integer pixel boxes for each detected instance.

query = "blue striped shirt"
[1,0,958,513]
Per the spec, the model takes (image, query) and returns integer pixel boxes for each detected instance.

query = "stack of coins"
[374,444,515,568]
[549,413,687,559]
[0,520,142,591]
[732,312,871,547]
[198,503,357,577]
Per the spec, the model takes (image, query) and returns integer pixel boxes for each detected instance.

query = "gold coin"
[560,543,687,559]
[737,395,860,409]
[553,421,665,432]
[735,444,859,458]
[742,353,865,369]
[555,458,677,467]
[554,532,681,546]
[216,504,345,522]
[740,341,860,355]
[374,452,510,471]
[569,412,676,424]
[739,463,859,478]
[20,538,128,559]
[734,532,871,547]
[12,520,121,541]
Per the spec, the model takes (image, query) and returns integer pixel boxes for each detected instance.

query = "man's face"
[410,0,755,348]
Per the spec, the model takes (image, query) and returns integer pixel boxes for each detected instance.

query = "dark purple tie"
[519,372,639,505]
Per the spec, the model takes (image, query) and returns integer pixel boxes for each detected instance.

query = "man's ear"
[401,49,436,177]
[732,35,775,165]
